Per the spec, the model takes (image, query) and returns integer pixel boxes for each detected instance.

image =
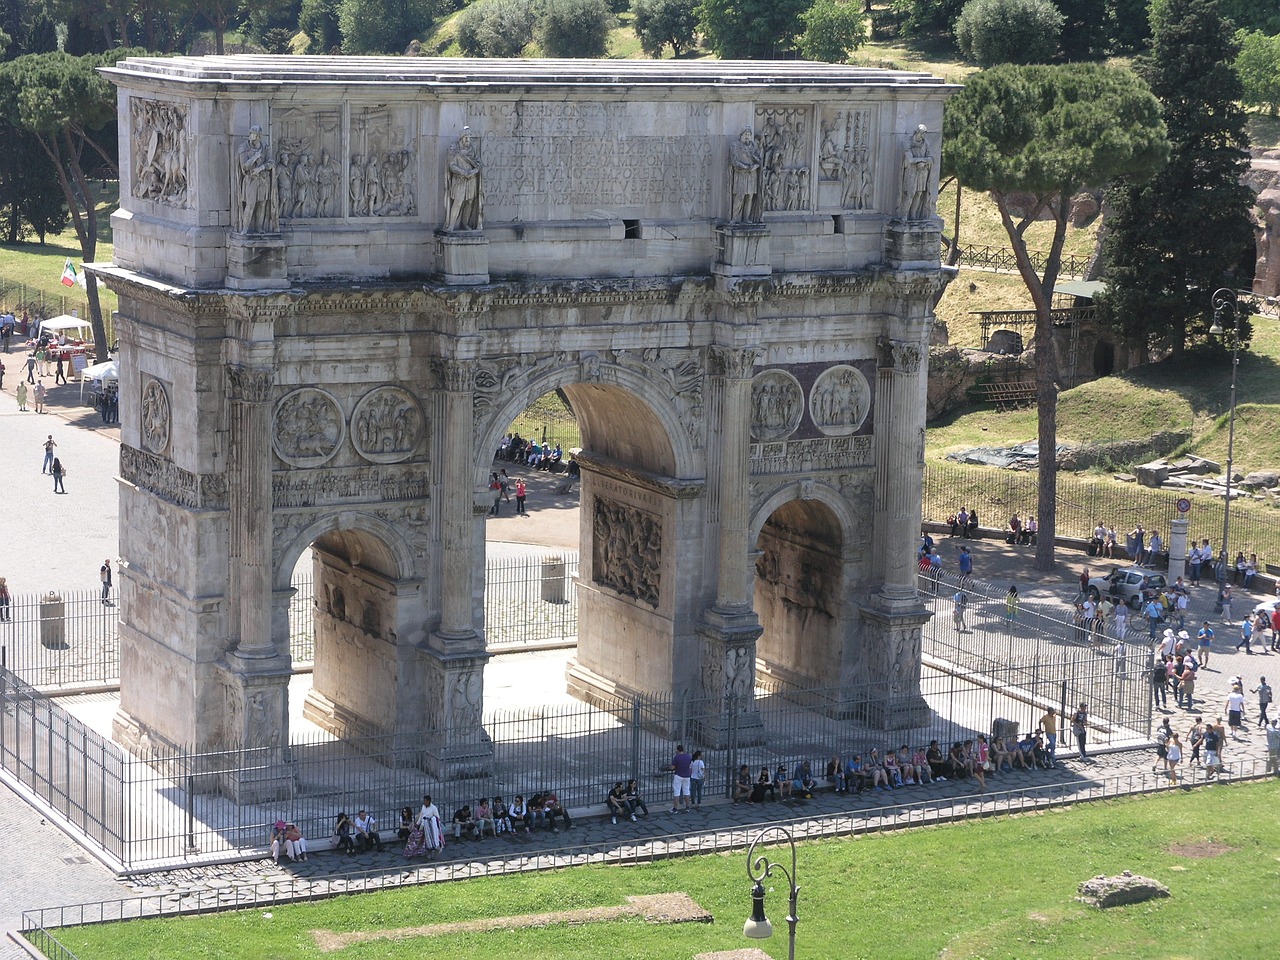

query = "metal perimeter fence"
[0,278,96,328]
[23,760,1279,958]
[923,460,1280,567]
[1,554,581,690]
[0,574,1148,872]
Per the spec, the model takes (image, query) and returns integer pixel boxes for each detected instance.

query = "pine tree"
[1098,0,1254,358]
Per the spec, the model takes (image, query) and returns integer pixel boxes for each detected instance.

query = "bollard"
[39,591,66,649]
[540,556,566,604]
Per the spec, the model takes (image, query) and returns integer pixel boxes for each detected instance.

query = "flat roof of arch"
[102,55,955,92]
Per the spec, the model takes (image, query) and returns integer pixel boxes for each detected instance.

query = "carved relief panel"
[755,106,813,214]
[273,106,343,219]
[809,364,871,436]
[349,105,418,217]
[818,109,873,211]
[749,370,803,442]
[139,377,172,456]
[592,497,661,608]
[131,98,188,207]
[351,386,425,463]
[273,387,345,467]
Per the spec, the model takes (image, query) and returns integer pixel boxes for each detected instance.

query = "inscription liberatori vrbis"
[466,102,713,214]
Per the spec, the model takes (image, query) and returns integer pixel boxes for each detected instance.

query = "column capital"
[432,357,476,393]
[226,365,273,402]
[709,344,763,380]
[877,337,924,373]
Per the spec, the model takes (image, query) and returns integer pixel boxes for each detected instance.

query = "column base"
[211,660,294,803]
[695,607,766,749]
[859,605,933,731]
[885,220,942,268]
[436,230,489,285]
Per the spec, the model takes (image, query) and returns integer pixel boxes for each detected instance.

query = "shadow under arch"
[749,480,859,556]
[273,510,417,592]
[474,362,696,487]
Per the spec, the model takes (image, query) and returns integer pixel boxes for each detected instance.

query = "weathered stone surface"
[1134,460,1170,488]
[1078,871,1170,908]
[985,329,1024,354]
[1057,431,1190,472]
[1241,471,1278,489]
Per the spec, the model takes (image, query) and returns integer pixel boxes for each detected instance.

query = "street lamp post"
[1208,288,1241,588]
[743,825,799,960]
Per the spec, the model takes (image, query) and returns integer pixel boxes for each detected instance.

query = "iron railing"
[951,242,1090,280]
[484,553,579,648]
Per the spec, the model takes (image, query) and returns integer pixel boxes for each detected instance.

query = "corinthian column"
[872,339,926,607]
[709,344,762,612]
[433,358,479,647]
[228,365,276,660]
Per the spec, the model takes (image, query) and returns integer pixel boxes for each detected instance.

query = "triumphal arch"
[96,56,953,789]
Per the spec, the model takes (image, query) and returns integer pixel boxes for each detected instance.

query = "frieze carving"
[272,466,430,508]
[120,444,228,509]
[226,366,273,403]
[351,387,425,463]
[819,110,873,211]
[756,107,812,213]
[272,388,344,467]
[131,98,187,206]
[139,377,172,455]
[448,668,483,731]
[723,644,754,702]
[749,435,874,475]
[810,365,871,436]
[349,105,417,218]
[592,497,661,607]
[618,347,706,451]
[274,106,343,219]
[750,370,803,442]
[709,345,762,380]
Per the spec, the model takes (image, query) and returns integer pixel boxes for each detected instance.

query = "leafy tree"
[698,0,811,58]
[1055,0,1106,60]
[945,63,1168,571]
[299,0,343,53]
[0,119,65,243]
[245,0,305,52]
[891,0,966,44]
[536,0,613,57]
[1216,0,1280,34]
[1108,0,1152,55]
[191,0,242,54]
[632,0,699,58]
[798,0,867,62]
[338,0,438,53]
[953,0,1062,67]
[457,0,537,57]
[1098,0,1254,360]
[0,50,143,361]
[1236,29,1280,116]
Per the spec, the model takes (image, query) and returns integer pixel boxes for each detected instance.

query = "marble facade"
[94,57,955,792]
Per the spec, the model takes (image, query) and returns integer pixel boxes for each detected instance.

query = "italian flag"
[60,259,78,288]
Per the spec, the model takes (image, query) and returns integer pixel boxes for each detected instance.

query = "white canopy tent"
[79,358,119,404]
[38,315,94,340]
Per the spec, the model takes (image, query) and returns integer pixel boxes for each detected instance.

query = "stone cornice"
[575,451,704,501]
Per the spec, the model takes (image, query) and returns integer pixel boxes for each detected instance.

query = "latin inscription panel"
[465,102,714,219]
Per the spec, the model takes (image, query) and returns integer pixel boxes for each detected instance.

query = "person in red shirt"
[1270,608,1280,653]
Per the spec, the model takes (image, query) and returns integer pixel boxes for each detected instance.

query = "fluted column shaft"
[711,346,761,612]
[228,366,275,659]
[436,360,476,639]
[873,340,926,602]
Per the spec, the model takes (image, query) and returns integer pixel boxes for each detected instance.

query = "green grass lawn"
[51,780,1280,960]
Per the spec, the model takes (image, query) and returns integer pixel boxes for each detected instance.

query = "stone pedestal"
[695,607,765,748]
[436,231,490,285]
[227,233,289,290]
[858,606,931,730]
[212,661,294,804]
[713,223,771,280]
[885,221,942,269]
[420,653,493,780]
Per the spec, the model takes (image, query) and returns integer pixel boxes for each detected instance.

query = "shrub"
[953,0,1064,67]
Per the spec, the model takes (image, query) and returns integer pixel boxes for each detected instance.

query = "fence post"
[630,696,641,786]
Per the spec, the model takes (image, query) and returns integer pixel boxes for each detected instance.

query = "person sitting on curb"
[732,764,753,803]
[451,803,476,840]
[473,797,496,839]
[792,759,817,798]
[624,779,650,818]
[334,812,357,854]
[354,808,383,852]
[773,764,794,800]
[607,782,633,824]
[492,796,514,835]
[270,820,307,863]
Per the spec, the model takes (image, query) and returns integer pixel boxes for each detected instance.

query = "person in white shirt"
[353,809,383,852]
[1227,685,1246,739]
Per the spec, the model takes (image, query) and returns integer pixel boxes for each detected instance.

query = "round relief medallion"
[749,370,804,442]
[351,386,425,463]
[272,388,344,467]
[139,377,171,455]
[810,364,871,436]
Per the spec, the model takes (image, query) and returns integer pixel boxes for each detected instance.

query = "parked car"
[1088,567,1168,609]
[1253,597,1280,618]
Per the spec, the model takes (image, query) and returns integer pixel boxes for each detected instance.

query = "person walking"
[42,435,57,474]
[1166,733,1182,785]
[100,559,113,605]
[50,457,66,494]
[1197,621,1214,668]
[0,576,10,622]
[957,545,973,586]
[1005,584,1019,621]
[25,351,36,383]
[515,478,527,516]
[54,354,67,385]
[1151,657,1168,709]
[1253,677,1272,728]
[1236,616,1253,655]
[1040,708,1058,766]
[952,589,969,633]
[33,379,46,414]
[15,380,27,411]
